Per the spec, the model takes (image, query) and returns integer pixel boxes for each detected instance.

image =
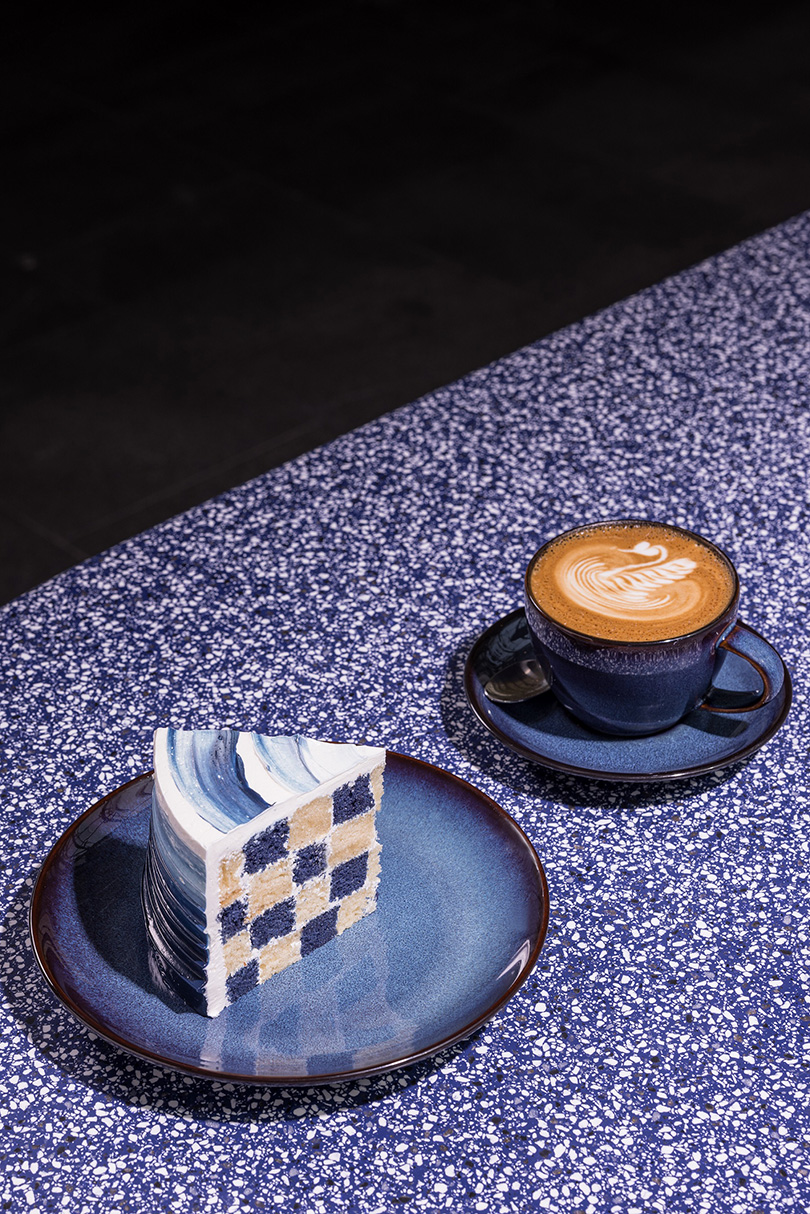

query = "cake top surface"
[154,728,382,835]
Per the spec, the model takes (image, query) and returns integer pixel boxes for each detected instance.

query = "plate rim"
[29,751,550,1086]
[464,609,793,783]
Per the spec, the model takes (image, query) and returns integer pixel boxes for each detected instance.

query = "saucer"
[30,752,549,1085]
[464,610,792,782]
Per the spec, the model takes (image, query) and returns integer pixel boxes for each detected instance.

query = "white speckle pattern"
[3,214,810,1211]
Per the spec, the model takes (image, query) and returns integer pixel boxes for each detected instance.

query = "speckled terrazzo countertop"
[2,213,809,1214]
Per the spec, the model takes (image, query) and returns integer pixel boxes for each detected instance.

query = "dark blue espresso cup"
[524,520,772,737]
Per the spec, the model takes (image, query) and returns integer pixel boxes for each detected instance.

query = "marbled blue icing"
[9,214,810,1212]
[165,729,270,832]
[163,730,346,832]
[251,733,333,794]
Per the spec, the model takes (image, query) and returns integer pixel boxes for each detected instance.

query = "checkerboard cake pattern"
[143,729,385,1016]
[217,766,383,1005]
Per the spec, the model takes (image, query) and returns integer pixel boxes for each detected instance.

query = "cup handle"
[700,624,777,714]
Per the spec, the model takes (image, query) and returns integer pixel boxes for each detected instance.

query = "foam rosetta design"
[142,729,384,1017]
[559,540,701,621]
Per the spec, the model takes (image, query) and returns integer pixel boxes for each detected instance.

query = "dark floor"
[3,2,810,604]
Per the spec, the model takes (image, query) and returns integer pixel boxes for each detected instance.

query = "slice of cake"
[141,729,384,1017]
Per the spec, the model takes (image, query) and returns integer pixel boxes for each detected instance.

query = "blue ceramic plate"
[30,752,548,1085]
[465,611,792,782]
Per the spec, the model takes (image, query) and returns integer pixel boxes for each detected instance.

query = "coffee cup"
[524,519,773,737]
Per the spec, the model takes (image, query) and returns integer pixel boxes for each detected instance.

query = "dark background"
[3,1,810,605]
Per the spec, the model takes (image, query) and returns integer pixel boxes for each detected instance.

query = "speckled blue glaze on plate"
[465,610,792,781]
[30,752,549,1084]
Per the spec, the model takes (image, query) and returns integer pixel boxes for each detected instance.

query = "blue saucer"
[465,611,792,782]
[30,752,548,1085]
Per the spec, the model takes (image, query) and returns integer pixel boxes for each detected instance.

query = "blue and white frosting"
[161,730,367,833]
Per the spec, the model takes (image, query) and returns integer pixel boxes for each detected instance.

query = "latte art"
[528,522,736,642]
[559,541,700,622]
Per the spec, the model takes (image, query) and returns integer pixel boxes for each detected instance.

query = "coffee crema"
[528,522,736,642]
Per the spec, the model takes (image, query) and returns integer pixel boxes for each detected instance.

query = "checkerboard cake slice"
[141,729,384,1016]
